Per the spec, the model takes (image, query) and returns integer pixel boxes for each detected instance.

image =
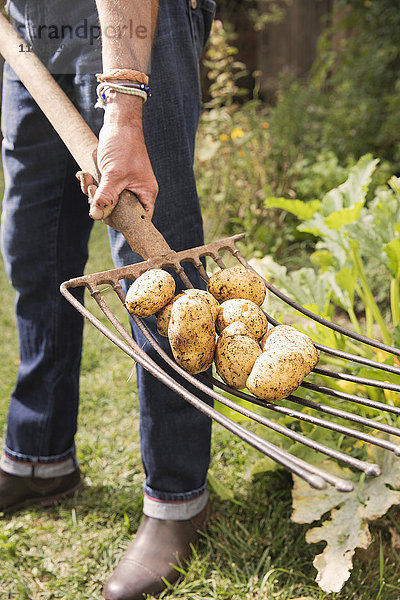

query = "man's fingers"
[76,171,95,196]
[93,176,118,209]
[79,170,158,221]
[89,205,105,220]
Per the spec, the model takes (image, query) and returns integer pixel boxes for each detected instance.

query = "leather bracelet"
[96,68,149,86]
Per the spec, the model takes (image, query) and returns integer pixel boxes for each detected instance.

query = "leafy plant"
[213,156,400,593]
[265,155,400,337]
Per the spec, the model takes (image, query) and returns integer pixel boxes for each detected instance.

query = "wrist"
[104,91,144,121]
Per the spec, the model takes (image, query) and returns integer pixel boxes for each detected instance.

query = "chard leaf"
[324,202,364,230]
[264,197,321,220]
[383,238,400,278]
[389,175,400,195]
[298,212,331,238]
[310,250,336,270]
[393,323,400,348]
[320,155,378,217]
[291,444,400,594]
[332,267,357,312]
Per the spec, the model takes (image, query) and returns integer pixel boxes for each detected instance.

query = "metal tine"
[174,263,194,289]
[287,394,400,439]
[231,249,400,358]
[302,380,400,416]
[82,291,331,490]
[266,312,400,378]
[211,382,400,456]
[202,374,379,478]
[191,259,210,283]
[97,286,360,490]
[313,366,400,393]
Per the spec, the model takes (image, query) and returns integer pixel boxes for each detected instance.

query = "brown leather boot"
[103,500,210,600]
[0,468,82,514]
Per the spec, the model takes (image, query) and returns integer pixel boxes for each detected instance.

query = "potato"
[261,325,318,373]
[168,296,216,374]
[125,269,175,318]
[215,299,269,339]
[219,321,258,341]
[156,293,184,337]
[215,333,262,389]
[208,266,266,306]
[247,347,307,401]
[183,289,219,321]
[262,324,311,348]
[156,289,218,337]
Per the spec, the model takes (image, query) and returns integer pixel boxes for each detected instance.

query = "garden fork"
[1,12,399,494]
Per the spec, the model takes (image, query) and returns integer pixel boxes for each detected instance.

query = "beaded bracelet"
[95,81,151,109]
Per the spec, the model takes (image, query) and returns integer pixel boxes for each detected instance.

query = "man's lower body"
[0,0,216,597]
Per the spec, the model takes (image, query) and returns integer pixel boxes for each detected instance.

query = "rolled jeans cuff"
[143,488,209,520]
[1,449,78,478]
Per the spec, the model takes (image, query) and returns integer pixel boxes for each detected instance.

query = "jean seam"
[143,480,207,502]
[37,147,70,458]
[4,444,76,464]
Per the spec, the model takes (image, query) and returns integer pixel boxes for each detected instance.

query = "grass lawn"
[1,163,400,600]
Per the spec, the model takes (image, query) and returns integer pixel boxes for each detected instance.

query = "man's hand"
[77,93,158,220]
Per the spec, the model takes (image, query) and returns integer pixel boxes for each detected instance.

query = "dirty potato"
[247,347,307,401]
[261,325,318,373]
[215,299,269,339]
[125,269,175,318]
[156,289,218,337]
[208,266,266,306]
[219,321,258,341]
[215,333,262,389]
[168,296,216,374]
[183,289,219,321]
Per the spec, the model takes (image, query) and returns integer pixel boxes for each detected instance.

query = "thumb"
[92,174,121,209]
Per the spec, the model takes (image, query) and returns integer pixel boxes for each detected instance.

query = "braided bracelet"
[95,81,151,109]
[96,69,149,86]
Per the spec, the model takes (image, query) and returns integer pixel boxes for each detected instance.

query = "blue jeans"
[0,0,216,519]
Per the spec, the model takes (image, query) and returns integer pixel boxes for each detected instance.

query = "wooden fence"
[218,0,334,101]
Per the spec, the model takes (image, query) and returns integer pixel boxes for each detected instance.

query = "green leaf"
[320,155,378,217]
[310,250,336,270]
[213,398,253,424]
[207,471,236,502]
[291,444,400,594]
[333,266,358,311]
[389,175,400,196]
[392,323,400,348]
[383,238,400,279]
[298,212,332,238]
[324,202,364,230]
[249,457,279,477]
[265,197,321,220]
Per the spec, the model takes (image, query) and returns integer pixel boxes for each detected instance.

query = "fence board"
[257,0,333,99]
